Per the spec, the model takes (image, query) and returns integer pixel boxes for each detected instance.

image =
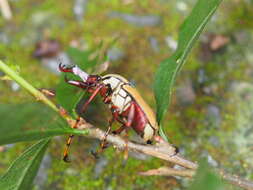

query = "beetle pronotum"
[59,64,174,162]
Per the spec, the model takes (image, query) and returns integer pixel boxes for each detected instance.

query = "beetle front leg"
[64,77,89,89]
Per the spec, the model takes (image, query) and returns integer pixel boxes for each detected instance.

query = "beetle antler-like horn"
[59,63,89,81]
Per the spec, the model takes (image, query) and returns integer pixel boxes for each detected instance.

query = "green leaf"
[55,74,86,116]
[0,103,72,145]
[154,0,222,124]
[0,139,50,190]
[67,47,98,70]
[188,160,224,190]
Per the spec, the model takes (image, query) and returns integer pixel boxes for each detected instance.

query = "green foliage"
[0,103,69,145]
[67,47,99,71]
[154,0,222,125]
[0,139,50,190]
[188,160,224,190]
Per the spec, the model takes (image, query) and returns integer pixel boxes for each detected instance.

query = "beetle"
[59,64,165,162]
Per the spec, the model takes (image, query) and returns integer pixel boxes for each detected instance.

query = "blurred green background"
[0,0,253,189]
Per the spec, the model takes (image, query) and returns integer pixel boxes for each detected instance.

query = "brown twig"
[139,167,195,178]
[73,118,253,190]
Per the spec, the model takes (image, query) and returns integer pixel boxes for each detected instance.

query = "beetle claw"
[63,155,71,163]
[91,150,100,159]
[59,63,74,73]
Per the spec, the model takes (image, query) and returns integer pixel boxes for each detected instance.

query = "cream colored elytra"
[102,74,158,142]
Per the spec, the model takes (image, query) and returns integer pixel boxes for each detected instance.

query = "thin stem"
[0,60,58,112]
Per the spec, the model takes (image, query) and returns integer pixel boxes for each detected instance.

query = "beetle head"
[86,75,102,88]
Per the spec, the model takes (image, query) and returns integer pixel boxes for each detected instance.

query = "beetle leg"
[63,85,104,162]
[100,117,114,150]
[122,103,135,160]
[80,85,104,113]
[91,116,114,159]
[64,77,89,89]
[111,103,135,159]
[112,103,135,134]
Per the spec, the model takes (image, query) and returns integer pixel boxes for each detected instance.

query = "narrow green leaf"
[188,160,224,190]
[158,124,168,142]
[154,0,222,124]
[0,103,71,145]
[0,139,50,190]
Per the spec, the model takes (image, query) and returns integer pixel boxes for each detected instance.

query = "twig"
[219,170,253,190]
[139,167,195,177]
[0,0,12,20]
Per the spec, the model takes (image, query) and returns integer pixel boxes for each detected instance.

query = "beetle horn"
[59,63,89,81]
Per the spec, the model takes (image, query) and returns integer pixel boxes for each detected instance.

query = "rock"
[227,82,253,170]
[176,1,188,12]
[201,151,218,167]
[149,36,160,53]
[165,36,177,50]
[176,79,196,106]
[0,32,9,44]
[199,33,230,62]
[34,154,52,190]
[94,157,108,178]
[10,82,20,91]
[208,136,220,147]
[206,104,221,127]
[107,47,124,62]
[234,30,250,45]
[197,69,208,84]
[209,34,230,51]
[108,12,162,27]
[33,39,61,58]
[73,0,88,21]
[41,52,73,75]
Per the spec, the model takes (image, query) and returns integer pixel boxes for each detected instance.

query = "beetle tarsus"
[63,155,71,163]
[59,63,74,73]
[91,150,100,159]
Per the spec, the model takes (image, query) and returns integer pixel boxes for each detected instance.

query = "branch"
[139,167,195,178]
